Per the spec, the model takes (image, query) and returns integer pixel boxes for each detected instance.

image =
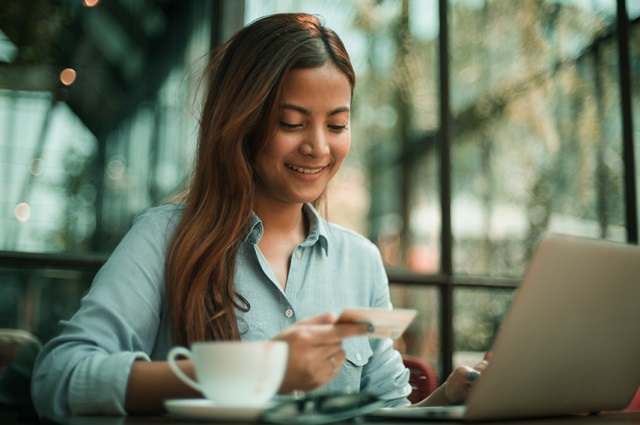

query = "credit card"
[337,308,417,339]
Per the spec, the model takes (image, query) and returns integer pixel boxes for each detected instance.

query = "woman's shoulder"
[321,219,387,278]
[131,203,186,234]
[322,219,378,252]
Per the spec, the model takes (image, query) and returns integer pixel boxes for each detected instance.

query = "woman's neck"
[253,198,308,240]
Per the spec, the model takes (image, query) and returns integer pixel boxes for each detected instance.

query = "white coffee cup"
[167,341,288,406]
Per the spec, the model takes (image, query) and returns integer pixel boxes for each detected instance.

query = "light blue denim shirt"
[31,203,411,417]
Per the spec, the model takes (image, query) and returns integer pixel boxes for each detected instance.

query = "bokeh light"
[30,158,44,175]
[15,203,31,222]
[107,157,126,180]
[60,68,77,86]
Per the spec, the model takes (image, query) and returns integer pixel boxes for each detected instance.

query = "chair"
[0,329,40,372]
[0,329,42,422]
[625,387,640,411]
[402,355,439,404]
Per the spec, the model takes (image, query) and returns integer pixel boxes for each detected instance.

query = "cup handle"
[167,346,202,393]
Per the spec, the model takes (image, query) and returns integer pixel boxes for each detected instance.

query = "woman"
[31,13,483,417]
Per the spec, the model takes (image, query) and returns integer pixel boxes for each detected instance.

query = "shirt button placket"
[284,308,294,319]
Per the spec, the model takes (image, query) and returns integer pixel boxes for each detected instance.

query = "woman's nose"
[300,127,330,157]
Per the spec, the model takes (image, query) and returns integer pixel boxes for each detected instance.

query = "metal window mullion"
[438,0,454,381]
[617,0,638,244]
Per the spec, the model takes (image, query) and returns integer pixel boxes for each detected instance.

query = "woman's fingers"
[273,313,367,394]
[465,358,489,384]
[445,365,482,404]
[324,347,347,376]
[467,370,480,382]
[474,358,489,371]
[278,344,344,392]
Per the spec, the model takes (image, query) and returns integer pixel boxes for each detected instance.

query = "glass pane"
[0,93,98,253]
[450,0,624,277]
[389,283,441,378]
[453,286,514,367]
[0,268,94,344]
[0,2,211,254]
[245,0,441,273]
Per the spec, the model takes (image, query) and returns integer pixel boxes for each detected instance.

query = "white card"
[337,308,417,339]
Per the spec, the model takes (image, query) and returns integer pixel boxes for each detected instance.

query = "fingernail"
[467,370,480,382]
[368,324,375,333]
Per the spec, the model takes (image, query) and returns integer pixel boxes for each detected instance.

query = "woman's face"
[254,63,352,208]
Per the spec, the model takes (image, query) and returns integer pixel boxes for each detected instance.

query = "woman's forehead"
[280,65,352,106]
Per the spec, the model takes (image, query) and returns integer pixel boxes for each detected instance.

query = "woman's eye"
[279,122,302,130]
[328,124,348,132]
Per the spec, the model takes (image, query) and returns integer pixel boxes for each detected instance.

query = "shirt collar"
[244,203,329,256]
[245,214,264,244]
[302,203,329,256]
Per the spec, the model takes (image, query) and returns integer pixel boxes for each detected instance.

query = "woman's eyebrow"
[281,103,350,116]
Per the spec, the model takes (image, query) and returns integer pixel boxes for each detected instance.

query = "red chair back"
[402,355,439,404]
[625,387,640,411]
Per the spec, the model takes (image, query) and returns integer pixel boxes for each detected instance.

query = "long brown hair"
[166,13,356,346]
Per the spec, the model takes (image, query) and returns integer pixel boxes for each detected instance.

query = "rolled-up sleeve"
[69,351,149,415]
[361,336,411,407]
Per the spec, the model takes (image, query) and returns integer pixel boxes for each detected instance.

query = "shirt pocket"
[339,336,373,393]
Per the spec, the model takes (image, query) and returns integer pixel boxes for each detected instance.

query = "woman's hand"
[413,356,490,407]
[273,312,369,394]
[442,359,488,404]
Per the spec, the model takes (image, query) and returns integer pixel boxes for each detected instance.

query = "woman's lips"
[286,164,325,174]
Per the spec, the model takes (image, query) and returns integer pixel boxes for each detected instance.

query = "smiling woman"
[29,12,480,419]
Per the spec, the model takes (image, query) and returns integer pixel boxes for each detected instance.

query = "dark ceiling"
[0,0,195,138]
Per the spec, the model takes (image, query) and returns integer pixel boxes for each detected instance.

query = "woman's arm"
[31,206,182,417]
[412,360,489,407]
[125,360,200,414]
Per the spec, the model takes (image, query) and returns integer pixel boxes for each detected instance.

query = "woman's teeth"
[287,164,323,174]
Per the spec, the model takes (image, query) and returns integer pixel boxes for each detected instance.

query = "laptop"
[372,234,640,421]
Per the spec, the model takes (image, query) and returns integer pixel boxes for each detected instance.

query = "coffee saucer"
[164,398,275,421]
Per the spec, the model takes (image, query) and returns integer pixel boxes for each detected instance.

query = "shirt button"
[355,353,362,362]
[295,248,302,258]
[284,308,294,318]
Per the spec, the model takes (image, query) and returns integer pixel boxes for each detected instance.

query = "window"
[0,0,636,381]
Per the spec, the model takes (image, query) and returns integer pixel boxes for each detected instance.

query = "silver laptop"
[373,234,640,421]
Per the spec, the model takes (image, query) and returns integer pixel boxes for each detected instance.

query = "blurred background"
[0,0,638,382]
